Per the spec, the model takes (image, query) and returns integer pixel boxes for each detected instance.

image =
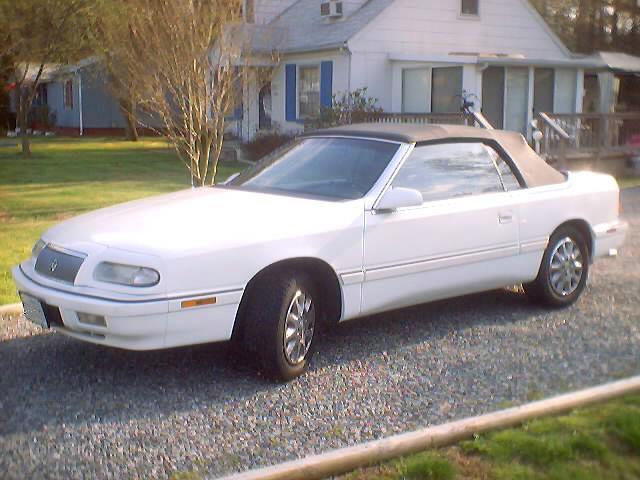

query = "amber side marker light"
[181,297,217,309]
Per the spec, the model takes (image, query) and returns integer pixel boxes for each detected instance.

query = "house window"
[298,65,320,119]
[244,0,255,23]
[63,79,73,110]
[402,68,430,113]
[533,68,555,115]
[401,66,463,114]
[461,0,479,15]
[34,84,48,107]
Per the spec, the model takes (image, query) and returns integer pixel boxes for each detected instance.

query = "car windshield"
[226,137,400,200]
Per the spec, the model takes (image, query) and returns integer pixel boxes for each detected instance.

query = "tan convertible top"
[304,123,566,188]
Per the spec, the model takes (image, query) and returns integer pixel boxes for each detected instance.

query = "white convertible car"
[13,124,628,380]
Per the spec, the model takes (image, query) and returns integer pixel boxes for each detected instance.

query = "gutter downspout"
[342,43,351,95]
[77,71,83,136]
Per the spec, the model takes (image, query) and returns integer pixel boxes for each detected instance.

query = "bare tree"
[119,0,244,186]
[90,2,142,142]
[0,0,96,156]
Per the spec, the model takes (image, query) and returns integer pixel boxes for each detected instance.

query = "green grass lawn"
[0,136,242,305]
[619,176,640,189]
[341,394,640,480]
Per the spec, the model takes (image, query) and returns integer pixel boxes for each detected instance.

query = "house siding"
[46,65,126,130]
[343,0,579,135]
[348,0,568,60]
[48,77,79,128]
[238,0,588,140]
[80,68,126,129]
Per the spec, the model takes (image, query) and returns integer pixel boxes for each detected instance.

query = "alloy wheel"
[283,289,315,365]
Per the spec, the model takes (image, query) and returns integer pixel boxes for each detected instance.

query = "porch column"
[575,69,584,113]
[390,63,403,112]
[597,71,618,113]
[461,65,480,111]
[241,69,249,141]
[526,66,535,140]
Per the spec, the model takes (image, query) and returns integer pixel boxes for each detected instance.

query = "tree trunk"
[124,109,139,142]
[198,135,211,186]
[119,98,139,141]
[18,91,31,157]
[21,133,31,156]
[206,136,219,186]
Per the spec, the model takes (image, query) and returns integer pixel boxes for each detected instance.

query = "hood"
[43,187,364,258]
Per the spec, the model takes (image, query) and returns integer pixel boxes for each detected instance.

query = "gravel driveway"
[1,188,638,480]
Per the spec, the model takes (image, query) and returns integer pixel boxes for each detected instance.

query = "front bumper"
[12,266,242,350]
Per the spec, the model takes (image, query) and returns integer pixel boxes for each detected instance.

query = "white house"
[232,0,599,142]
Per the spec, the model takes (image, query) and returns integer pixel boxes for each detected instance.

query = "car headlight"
[94,262,160,287]
[32,239,47,258]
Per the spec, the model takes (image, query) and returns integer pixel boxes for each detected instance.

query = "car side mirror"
[375,187,423,212]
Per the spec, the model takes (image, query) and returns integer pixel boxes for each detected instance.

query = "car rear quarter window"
[391,142,506,202]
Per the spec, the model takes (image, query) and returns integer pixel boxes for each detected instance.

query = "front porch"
[534,112,640,176]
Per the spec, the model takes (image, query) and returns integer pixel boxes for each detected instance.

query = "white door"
[361,141,524,316]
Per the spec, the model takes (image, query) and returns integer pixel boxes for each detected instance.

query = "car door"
[361,141,524,316]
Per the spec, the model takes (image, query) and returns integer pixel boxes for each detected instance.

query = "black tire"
[524,226,590,308]
[242,270,318,381]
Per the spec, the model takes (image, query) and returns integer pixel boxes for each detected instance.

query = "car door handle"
[498,212,513,224]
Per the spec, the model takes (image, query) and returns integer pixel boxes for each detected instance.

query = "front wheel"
[524,226,589,308]
[243,271,318,381]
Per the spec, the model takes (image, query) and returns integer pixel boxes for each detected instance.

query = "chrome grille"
[35,245,86,284]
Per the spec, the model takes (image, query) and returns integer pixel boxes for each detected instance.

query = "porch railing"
[309,111,494,130]
[360,111,493,129]
[535,112,640,166]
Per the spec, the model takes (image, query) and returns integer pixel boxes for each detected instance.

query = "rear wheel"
[243,271,318,381]
[524,226,589,308]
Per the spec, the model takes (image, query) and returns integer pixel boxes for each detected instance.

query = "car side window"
[391,142,505,202]
[484,145,522,191]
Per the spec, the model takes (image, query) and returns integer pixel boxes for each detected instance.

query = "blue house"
[48,58,130,134]
[9,58,129,135]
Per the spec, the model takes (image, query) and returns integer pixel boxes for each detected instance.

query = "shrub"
[308,87,384,130]
[244,133,295,162]
[30,105,55,131]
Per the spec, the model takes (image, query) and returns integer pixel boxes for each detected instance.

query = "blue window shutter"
[285,64,297,122]
[233,101,243,120]
[320,61,333,108]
